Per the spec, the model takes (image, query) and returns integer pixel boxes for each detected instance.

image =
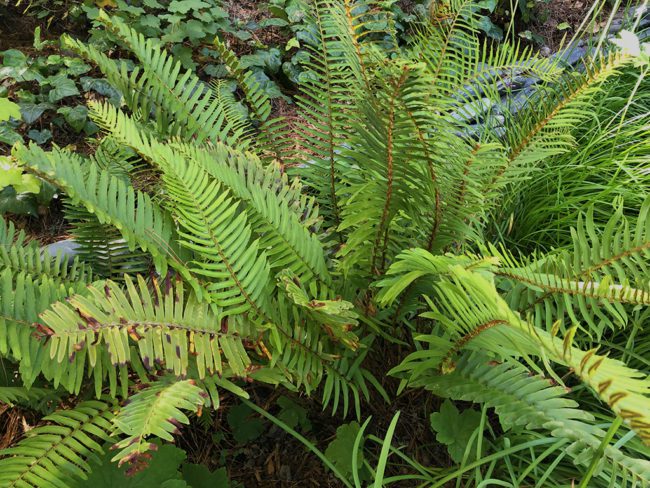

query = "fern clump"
[0,1,649,486]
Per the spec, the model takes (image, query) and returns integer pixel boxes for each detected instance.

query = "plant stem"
[577,416,623,488]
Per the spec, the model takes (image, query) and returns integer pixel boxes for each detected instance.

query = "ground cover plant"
[0,0,649,486]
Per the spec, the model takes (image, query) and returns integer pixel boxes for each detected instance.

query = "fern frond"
[65,205,151,280]
[375,248,498,306]
[111,378,205,464]
[213,38,293,165]
[0,269,83,386]
[88,101,330,285]
[0,218,92,285]
[494,197,650,337]
[414,352,650,484]
[151,144,273,318]
[389,263,650,444]
[38,276,257,388]
[337,61,438,280]
[0,386,55,408]
[62,13,249,148]
[292,0,381,230]
[498,52,637,183]
[0,400,114,488]
[13,143,205,297]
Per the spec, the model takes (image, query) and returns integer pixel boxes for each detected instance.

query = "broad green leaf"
[181,464,230,487]
[0,98,21,122]
[226,403,265,444]
[168,0,210,14]
[74,445,186,488]
[325,421,363,478]
[48,76,80,102]
[430,400,483,463]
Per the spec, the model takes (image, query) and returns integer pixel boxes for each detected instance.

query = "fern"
[387,263,650,444]
[111,378,205,464]
[38,276,257,389]
[212,37,293,165]
[0,218,91,285]
[62,12,249,148]
[414,352,650,484]
[13,143,204,296]
[1,3,648,484]
[0,400,114,488]
[88,102,330,285]
[494,197,650,337]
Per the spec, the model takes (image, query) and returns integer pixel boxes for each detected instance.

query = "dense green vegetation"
[0,0,649,486]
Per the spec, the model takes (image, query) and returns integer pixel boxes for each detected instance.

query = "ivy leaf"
[0,187,38,216]
[429,400,483,463]
[19,102,53,124]
[62,58,92,76]
[2,49,27,67]
[259,18,289,28]
[285,38,300,50]
[0,98,21,122]
[285,0,306,22]
[240,49,282,72]
[47,76,80,102]
[27,129,52,145]
[57,105,88,133]
[325,422,363,478]
[0,124,22,145]
[168,0,210,14]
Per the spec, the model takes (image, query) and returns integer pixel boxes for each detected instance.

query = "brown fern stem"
[370,67,410,277]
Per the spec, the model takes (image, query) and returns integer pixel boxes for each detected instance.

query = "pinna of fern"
[0,1,648,486]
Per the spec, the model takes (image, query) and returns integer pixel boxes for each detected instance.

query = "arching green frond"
[0,269,82,381]
[88,101,330,285]
[411,1,561,107]
[212,37,292,165]
[291,0,383,230]
[409,266,650,445]
[375,248,498,306]
[267,292,372,417]
[0,400,114,488]
[38,276,257,388]
[62,13,249,148]
[337,61,441,281]
[494,197,650,337]
[0,218,92,285]
[0,386,55,407]
[498,52,638,184]
[151,144,273,318]
[411,0,485,103]
[12,143,204,297]
[491,64,650,253]
[65,205,151,280]
[112,378,205,465]
[411,352,650,484]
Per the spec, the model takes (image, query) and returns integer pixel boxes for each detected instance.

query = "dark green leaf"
[226,403,265,444]
[181,464,230,487]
